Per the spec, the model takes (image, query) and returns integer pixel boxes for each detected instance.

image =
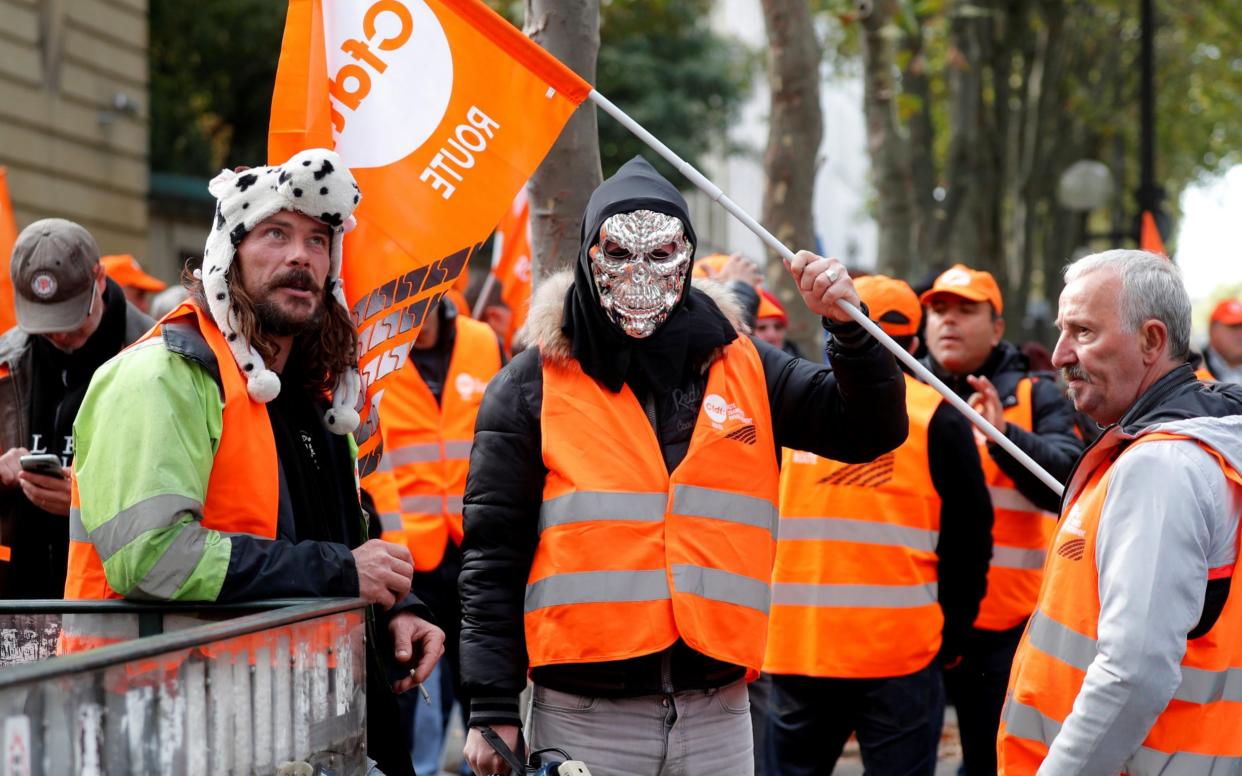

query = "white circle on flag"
[322,0,454,169]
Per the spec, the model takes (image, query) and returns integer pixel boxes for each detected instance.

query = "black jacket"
[923,341,1082,513]
[926,400,995,664]
[459,271,908,728]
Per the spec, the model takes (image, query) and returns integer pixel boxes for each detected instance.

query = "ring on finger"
[824,267,840,284]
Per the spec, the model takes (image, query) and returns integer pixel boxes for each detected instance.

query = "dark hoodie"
[459,157,909,729]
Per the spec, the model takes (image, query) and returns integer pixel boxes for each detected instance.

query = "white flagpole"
[588,89,1065,498]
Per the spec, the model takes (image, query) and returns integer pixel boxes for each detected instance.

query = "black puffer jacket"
[459,271,909,728]
[923,341,1082,512]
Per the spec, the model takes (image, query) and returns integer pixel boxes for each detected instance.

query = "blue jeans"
[767,663,945,776]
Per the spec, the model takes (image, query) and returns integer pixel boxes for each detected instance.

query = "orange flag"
[0,168,17,334]
[489,186,532,348]
[1140,210,1166,257]
[269,0,589,472]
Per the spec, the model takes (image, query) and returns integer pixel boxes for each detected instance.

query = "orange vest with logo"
[529,336,779,675]
[999,432,1242,774]
[975,377,1058,631]
[765,375,944,678]
[380,315,501,571]
[64,301,280,601]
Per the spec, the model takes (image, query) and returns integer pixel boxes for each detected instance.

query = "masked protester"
[65,149,443,776]
[459,157,909,776]
[999,250,1242,774]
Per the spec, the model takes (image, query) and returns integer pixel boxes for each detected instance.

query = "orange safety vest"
[380,315,501,571]
[975,377,1058,631]
[64,301,280,601]
[765,375,943,679]
[999,432,1242,774]
[529,336,780,675]
[1195,366,1216,383]
[364,450,405,546]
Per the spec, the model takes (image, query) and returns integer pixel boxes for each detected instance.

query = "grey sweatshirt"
[1039,415,1242,775]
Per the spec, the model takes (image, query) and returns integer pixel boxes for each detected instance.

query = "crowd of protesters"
[0,151,1238,776]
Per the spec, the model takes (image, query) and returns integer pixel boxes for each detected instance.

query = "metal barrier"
[0,598,368,775]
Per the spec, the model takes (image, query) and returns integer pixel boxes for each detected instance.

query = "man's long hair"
[183,264,357,396]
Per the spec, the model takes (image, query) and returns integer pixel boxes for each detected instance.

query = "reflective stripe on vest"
[379,315,500,570]
[999,431,1242,774]
[975,377,1059,631]
[64,301,280,601]
[765,375,944,678]
[529,336,779,675]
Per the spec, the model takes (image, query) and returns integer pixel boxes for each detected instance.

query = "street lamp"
[1057,160,1115,213]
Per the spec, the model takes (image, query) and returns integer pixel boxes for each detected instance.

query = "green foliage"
[150,0,286,175]
[152,0,753,186]
[596,0,754,180]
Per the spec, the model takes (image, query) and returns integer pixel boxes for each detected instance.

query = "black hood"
[577,156,699,269]
[561,156,735,394]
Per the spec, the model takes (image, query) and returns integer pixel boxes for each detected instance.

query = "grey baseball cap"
[10,218,100,334]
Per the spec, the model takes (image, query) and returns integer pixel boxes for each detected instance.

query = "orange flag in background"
[0,168,17,334]
[269,0,589,473]
[1140,210,1167,257]
[490,186,532,348]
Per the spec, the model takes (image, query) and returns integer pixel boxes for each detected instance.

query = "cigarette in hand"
[408,671,432,706]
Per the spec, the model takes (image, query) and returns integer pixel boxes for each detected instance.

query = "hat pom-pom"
[325,407,360,434]
[246,369,282,403]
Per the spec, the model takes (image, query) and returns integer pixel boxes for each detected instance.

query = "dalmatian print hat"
[202,147,363,434]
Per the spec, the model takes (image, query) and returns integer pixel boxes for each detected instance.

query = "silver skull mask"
[589,209,693,338]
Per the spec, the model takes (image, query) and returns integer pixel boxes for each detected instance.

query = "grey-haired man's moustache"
[1061,366,1090,383]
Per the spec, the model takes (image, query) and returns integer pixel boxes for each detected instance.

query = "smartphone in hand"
[19,454,65,479]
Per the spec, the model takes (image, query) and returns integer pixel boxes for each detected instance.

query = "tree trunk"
[861,0,916,278]
[759,0,823,356]
[524,0,603,278]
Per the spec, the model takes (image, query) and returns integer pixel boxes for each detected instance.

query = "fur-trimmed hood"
[518,270,750,366]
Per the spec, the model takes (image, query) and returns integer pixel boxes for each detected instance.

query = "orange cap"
[692,253,731,279]
[756,289,787,323]
[1210,298,1242,325]
[919,263,1003,315]
[855,275,921,337]
[101,254,166,293]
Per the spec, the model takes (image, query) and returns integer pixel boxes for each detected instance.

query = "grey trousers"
[527,681,755,776]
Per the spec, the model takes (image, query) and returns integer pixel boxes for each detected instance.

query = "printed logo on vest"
[724,424,757,445]
[1060,503,1086,538]
[703,393,752,430]
[818,452,895,488]
[1057,538,1086,561]
[1054,502,1087,560]
[455,372,488,401]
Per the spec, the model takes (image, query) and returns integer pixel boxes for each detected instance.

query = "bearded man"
[65,149,443,776]
[459,157,909,776]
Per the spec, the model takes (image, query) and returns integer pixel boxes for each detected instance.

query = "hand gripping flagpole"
[588,89,1065,498]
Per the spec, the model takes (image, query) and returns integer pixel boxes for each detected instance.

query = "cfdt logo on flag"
[323,0,454,168]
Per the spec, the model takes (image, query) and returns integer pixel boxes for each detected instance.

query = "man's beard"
[253,268,325,336]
